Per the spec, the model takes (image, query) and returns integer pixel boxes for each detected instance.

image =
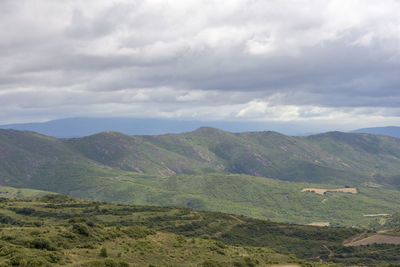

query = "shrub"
[82,260,128,267]
[73,223,90,236]
[31,237,55,251]
[122,226,155,239]
[233,257,259,267]
[201,260,223,267]
[99,247,108,258]
[14,207,35,215]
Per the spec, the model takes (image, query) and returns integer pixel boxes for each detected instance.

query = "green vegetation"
[18,164,400,227]
[0,186,52,199]
[0,195,398,266]
[0,196,331,266]
[3,128,400,187]
[1,129,400,227]
[368,212,400,230]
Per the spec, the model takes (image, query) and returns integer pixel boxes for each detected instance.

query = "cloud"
[0,0,399,128]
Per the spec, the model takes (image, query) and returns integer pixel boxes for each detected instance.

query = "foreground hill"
[0,194,399,266]
[1,129,400,226]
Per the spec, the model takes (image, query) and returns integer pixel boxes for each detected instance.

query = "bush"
[82,260,128,267]
[14,207,35,215]
[233,257,259,267]
[99,247,108,258]
[201,260,223,267]
[122,226,156,239]
[31,237,55,251]
[73,223,90,236]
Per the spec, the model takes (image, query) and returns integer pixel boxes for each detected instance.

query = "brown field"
[363,213,391,217]
[307,222,330,227]
[345,234,400,246]
[301,187,357,195]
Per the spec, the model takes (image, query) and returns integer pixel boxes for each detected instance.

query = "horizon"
[1,116,399,138]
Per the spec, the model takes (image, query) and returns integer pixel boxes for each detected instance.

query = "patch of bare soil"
[301,187,357,195]
[307,222,330,227]
[345,234,400,246]
[363,213,390,217]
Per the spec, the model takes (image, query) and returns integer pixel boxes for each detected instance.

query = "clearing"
[345,234,400,246]
[363,213,391,217]
[301,187,357,195]
[307,222,330,227]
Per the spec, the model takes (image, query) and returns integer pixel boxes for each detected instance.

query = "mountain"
[1,194,399,266]
[351,126,400,138]
[3,128,400,187]
[0,117,317,137]
[1,128,400,227]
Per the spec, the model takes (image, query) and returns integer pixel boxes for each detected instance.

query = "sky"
[0,0,399,131]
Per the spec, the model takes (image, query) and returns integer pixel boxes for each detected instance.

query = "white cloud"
[0,0,399,129]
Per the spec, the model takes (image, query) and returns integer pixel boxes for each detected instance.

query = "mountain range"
[0,117,312,137]
[1,117,399,139]
[1,128,400,227]
[351,126,400,138]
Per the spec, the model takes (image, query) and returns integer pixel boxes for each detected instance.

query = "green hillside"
[0,195,399,266]
[14,162,400,227]
[0,186,53,199]
[1,129,400,227]
[67,127,400,185]
[2,128,400,187]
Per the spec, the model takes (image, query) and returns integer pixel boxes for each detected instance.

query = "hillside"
[1,129,400,227]
[66,127,400,185]
[0,195,399,266]
[2,128,400,186]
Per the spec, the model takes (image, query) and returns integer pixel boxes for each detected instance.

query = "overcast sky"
[0,0,399,131]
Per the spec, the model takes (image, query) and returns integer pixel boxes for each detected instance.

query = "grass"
[0,195,398,265]
[22,163,400,228]
[0,195,355,266]
[3,128,400,188]
[0,186,53,199]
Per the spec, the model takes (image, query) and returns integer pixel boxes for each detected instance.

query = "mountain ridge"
[351,126,400,138]
[1,128,400,226]
[2,128,400,185]
[0,117,316,137]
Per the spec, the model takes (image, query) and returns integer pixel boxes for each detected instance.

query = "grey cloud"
[0,0,399,126]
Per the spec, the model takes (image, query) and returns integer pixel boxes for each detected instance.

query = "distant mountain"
[0,117,316,137]
[351,126,400,138]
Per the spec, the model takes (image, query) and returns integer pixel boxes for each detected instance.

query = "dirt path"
[323,244,334,258]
